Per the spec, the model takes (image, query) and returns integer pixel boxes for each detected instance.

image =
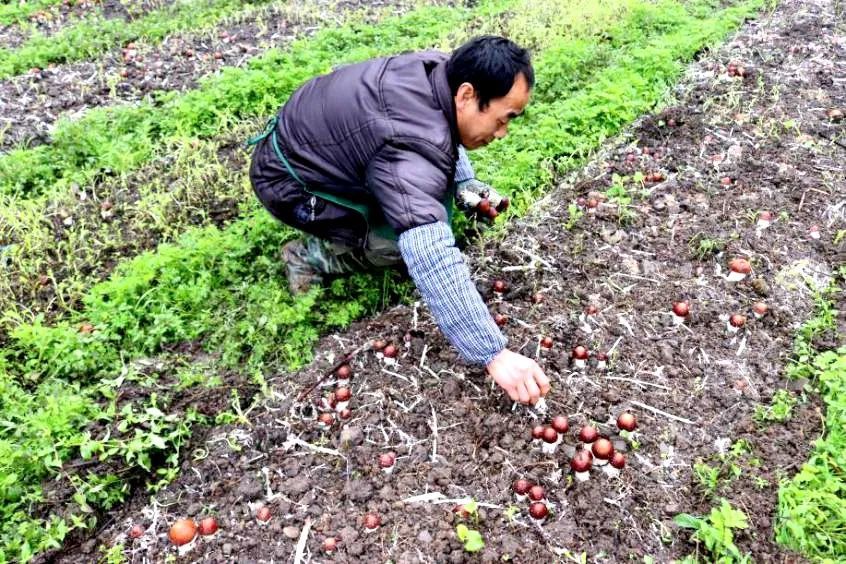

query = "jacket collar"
[431,60,460,149]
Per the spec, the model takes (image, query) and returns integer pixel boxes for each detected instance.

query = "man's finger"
[502,381,519,403]
[533,366,551,396]
[524,375,541,404]
[516,380,531,405]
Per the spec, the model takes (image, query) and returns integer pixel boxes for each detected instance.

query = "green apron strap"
[244,116,279,149]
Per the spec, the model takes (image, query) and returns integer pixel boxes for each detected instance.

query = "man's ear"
[455,82,477,111]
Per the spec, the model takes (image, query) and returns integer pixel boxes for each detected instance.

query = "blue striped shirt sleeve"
[398,221,507,366]
[455,145,475,183]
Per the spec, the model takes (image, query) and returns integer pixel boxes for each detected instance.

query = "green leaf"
[673,513,702,530]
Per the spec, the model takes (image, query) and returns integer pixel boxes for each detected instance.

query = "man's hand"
[455,179,510,222]
[486,349,550,405]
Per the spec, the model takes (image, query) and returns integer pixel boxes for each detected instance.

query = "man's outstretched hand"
[486,349,550,405]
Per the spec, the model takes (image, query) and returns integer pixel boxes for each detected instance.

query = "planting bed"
[0,0,419,150]
[53,0,844,561]
[0,0,172,50]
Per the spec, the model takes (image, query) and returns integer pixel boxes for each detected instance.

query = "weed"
[674,499,751,563]
[688,232,726,260]
[753,389,798,424]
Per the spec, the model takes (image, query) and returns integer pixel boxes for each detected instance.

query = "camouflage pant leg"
[301,232,402,275]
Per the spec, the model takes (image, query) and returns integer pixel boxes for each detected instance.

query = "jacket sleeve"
[398,221,508,366]
[366,143,452,234]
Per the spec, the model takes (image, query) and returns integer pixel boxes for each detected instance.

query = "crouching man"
[248,35,549,405]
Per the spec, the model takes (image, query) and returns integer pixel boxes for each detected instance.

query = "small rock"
[663,503,681,515]
[283,525,300,539]
[223,543,234,556]
[417,529,433,544]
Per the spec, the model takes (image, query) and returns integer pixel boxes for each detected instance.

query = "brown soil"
[55,0,845,561]
[0,0,440,151]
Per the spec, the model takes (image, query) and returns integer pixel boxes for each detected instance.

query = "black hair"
[446,36,534,110]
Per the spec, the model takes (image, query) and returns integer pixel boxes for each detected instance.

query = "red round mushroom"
[542,427,558,444]
[572,346,589,360]
[673,301,690,318]
[531,425,545,441]
[529,502,549,521]
[335,387,351,402]
[513,479,532,496]
[372,339,387,351]
[338,408,352,420]
[585,304,598,315]
[730,314,746,329]
[317,412,335,428]
[720,176,733,186]
[198,516,218,536]
[256,506,272,522]
[617,412,637,432]
[610,452,626,469]
[477,198,492,215]
[528,485,546,502]
[827,108,844,122]
[540,336,554,349]
[752,302,768,318]
[591,438,614,461]
[129,523,144,539]
[336,364,351,379]
[729,258,751,274]
[363,513,381,531]
[531,292,544,304]
[551,416,569,434]
[382,344,398,358]
[323,537,338,552]
[492,279,507,293]
[378,452,396,470]
[168,518,197,546]
[578,426,599,444]
[570,449,593,481]
[494,313,508,327]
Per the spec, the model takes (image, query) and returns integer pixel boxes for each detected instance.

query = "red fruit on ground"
[617,412,637,432]
[513,479,532,495]
[335,387,352,402]
[542,427,558,444]
[129,524,144,539]
[572,346,589,360]
[382,344,398,358]
[551,416,569,434]
[570,450,593,472]
[336,364,351,378]
[591,438,614,460]
[198,516,218,536]
[673,301,690,317]
[730,314,746,328]
[729,258,752,274]
[378,452,396,468]
[363,513,381,530]
[528,485,545,501]
[531,425,545,440]
[168,518,197,546]
[578,426,599,443]
[540,336,554,349]
[611,452,626,469]
[529,502,548,520]
[492,279,507,293]
[256,506,272,522]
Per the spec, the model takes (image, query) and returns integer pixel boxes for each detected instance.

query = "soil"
[0,0,439,151]
[53,0,846,561]
[0,0,173,51]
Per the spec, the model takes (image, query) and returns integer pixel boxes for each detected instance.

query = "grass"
[0,0,66,27]
[775,273,845,561]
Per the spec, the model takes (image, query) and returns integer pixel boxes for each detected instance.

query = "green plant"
[753,389,798,423]
[565,202,584,229]
[455,523,485,553]
[688,233,726,260]
[674,499,750,563]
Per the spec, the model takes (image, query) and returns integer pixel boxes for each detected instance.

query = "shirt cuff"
[398,221,507,366]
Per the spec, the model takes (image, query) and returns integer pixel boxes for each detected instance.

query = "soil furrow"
[52,0,844,560]
[0,0,428,151]
[0,0,173,52]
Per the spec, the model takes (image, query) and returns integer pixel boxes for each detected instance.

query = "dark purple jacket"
[249,51,460,247]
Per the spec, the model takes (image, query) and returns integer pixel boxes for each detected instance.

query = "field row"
[0,0,767,559]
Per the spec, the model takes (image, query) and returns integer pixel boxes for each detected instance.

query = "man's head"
[447,36,534,150]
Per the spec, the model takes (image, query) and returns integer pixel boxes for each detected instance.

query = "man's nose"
[495,124,508,139]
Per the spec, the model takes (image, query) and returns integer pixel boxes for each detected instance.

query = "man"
[249,36,550,405]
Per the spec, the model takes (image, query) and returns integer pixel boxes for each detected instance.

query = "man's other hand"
[486,349,550,405]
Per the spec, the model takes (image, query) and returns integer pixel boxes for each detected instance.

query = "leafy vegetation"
[775,272,845,560]
[675,499,751,563]
[0,0,65,26]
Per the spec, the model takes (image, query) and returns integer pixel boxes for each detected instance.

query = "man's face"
[455,73,531,150]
